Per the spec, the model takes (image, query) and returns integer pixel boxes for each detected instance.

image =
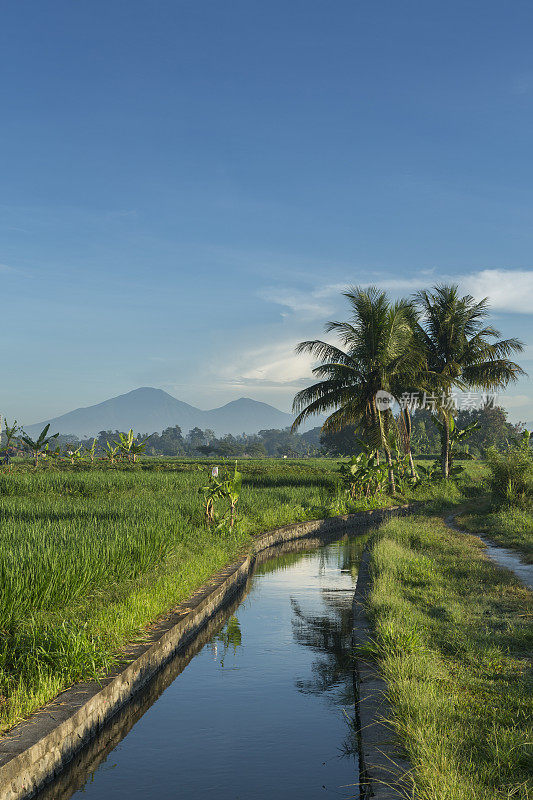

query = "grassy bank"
[455,446,533,563]
[457,499,533,563]
[0,458,394,735]
[367,514,532,800]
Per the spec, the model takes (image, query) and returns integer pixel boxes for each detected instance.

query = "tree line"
[6,401,519,462]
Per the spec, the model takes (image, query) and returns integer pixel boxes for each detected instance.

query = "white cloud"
[260,279,426,319]
[259,287,335,318]
[216,341,316,389]
[261,268,533,319]
[461,269,533,314]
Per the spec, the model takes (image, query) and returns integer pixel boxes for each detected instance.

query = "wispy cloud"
[259,287,335,318]
[215,341,316,391]
[260,277,434,320]
[260,268,533,318]
[462,269,533,314]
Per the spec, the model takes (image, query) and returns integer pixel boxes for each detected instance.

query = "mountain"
[24,387,299,438]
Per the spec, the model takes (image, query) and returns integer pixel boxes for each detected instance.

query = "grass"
[454,448,533,563]
[366,514,533,800]
[0,457,402,735]
[0,454,502,752]
[457,499,533,564]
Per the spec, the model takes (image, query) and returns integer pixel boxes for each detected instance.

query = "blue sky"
[1,0,532,424]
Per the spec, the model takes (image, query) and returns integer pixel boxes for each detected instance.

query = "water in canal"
[39,532,368,800]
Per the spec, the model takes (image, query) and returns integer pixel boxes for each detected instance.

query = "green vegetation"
[367,514,532,800]
[457,436,533,562]
[293,286,422,493]
[0,458,398,735]
[199,462,242,527]
[114,428,149,462]
[292,283,524,482]
[413,285,523,478]
[0,441,528,800]
[20,423,59,466]
[458,502,533,564]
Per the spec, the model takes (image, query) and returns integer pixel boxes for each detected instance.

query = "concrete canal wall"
[0,505,412,800]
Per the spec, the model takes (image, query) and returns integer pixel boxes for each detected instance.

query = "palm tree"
[292,286,422,494]
[414,285,525,478]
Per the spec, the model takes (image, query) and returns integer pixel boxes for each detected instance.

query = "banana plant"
[104,441,121,464]
[416,460,441,485]
[339,445,387,499]
[114,429,148,462]
[0,419,20,465]
[64,443,83,465]
[199,467,227,524]
[84,438,98,463]
[223,462,242,528]
[199,462,242,527]
[391,448,418,492]
[20,424,59,467]
[509,429,532,452]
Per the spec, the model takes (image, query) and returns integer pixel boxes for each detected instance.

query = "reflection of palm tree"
[291,597,353,700]
[289,544,361,770]
[338,537,369,581]
[289,542,362,704]
[211,615,242,667]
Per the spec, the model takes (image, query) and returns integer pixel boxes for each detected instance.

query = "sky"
[1,0,532,425]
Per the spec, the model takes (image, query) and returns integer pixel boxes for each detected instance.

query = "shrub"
[486,446,533,506]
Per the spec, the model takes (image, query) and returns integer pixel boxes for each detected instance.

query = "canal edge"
[352,532,417,799]
[0,506,410,800]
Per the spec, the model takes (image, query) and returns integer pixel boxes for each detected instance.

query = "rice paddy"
[0,458,373,734]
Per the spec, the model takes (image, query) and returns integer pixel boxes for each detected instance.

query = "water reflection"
[210,615,242,667]
[35,530,368,800]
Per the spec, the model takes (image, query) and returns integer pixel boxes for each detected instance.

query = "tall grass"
[0,458,478,734]
[367,515,533,800]
[0,459,372,733]
[457,451,533,561]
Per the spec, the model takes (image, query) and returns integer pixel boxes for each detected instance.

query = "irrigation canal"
[37,531,370,800]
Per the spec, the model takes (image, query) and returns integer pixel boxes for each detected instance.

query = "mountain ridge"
[24,387,304,438]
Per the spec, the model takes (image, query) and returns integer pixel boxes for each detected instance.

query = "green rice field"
[0,458,369,733]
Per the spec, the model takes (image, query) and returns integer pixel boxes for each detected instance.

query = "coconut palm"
[292,286,422,494]
[414,285,525,478]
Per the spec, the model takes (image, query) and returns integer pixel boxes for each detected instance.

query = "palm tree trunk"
[384,446,396,495]
[374,400,395,493]
[441,414,450,479]
[402,408,417,479]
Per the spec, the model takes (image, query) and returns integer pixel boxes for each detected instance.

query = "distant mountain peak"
[25,387,298,439]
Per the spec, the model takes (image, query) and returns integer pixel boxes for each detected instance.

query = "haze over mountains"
[24,388,303,438]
